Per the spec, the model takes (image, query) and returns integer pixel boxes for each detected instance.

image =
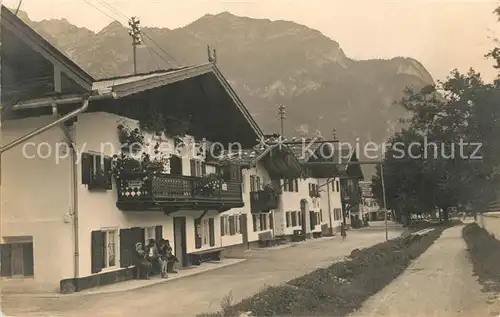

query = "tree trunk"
[440,206,449,223]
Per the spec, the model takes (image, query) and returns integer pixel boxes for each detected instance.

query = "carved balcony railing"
[116,173,243,212]
[250,189,279,213]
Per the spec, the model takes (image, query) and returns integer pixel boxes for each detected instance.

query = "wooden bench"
[258,231,275,247]
[188,247,224,265]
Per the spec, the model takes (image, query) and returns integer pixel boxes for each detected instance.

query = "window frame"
[103,229,118,269]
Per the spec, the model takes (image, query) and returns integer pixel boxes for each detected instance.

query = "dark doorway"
[173,217,188,267]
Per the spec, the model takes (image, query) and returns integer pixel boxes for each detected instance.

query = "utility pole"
[381,163,388,241]
[128,16,142,75]
[277,104,285,137]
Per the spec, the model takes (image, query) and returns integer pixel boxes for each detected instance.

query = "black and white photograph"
[1,0,500,316]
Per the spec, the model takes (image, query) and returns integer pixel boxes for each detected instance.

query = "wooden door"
[173,217,187,267]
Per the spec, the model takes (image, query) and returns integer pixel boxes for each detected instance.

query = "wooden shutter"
[269,213,274,230]
[104,157,112,190]
[202,162,207,176]
[130,227,145,247]
[310,211,315,231]
[220,217,225,236]
[286,212,290,227]
[256,177,261,190]
[194,218,202,249]
[209,218,215,246]
[119,229,131,268]
[22,243,34,276]
[229,216,236,235]
[190,159,196,177]
[252,214,257,231]
[0,244,12,276]
[91,231,105,274]
[81,153,93,185]
[155,225,163,241]
[294,179,299,192]
[170,155,182,175]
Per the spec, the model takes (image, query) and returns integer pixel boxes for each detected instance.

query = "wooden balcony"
[250,190,279,213]
[116,173,243,212]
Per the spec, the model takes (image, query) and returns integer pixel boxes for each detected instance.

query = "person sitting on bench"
[157,239,169,278]
[135,242,152,279]
[165,239,179,273]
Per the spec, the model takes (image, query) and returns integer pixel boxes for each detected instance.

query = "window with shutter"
[298,211,302,225]
[252,214,258,231]
[202,162,207,176]
[170,155,183,175]
[194,218,202,249]
[81,153,93,185]
[209,218,215,246]
[294,179,299,192]
[104,157,112,189]
[286,212,290,227]
[0,244,12,276]
[229,216,236,235]
[91,231,105,274]
[310,211,315,231]
[190,159,196,177]
[250,176,255,192]
[119,228,132,268]
[220,217,226,236]
[22,243,34,277]
[269,213,274,230]
[256,177,261,190]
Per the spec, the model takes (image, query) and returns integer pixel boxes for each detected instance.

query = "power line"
[80,0,176,69]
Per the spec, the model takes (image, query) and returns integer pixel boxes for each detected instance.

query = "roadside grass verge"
[200,223,453,317]
[463,223,500,294]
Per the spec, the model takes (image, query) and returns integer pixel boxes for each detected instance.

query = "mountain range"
[15,9,434,174]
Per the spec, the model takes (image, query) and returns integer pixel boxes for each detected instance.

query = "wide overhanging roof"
[1,5,95,91]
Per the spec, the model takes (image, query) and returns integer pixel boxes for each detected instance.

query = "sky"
[3,0,500,82]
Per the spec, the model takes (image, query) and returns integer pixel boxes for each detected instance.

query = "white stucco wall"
[478,212,500,240]
[1,112,234,291]
[239,163,273,243]
[75,112,226,277]
[318,178,343,230]
[1,115,74,291]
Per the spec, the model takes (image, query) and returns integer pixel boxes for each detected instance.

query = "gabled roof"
[1,5,95,90]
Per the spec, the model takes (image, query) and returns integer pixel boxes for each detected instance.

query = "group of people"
[135,238,179,279]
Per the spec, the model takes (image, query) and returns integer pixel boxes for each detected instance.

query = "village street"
[2,224,403,317]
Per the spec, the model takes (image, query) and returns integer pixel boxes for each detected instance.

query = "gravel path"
[352,225,500,317]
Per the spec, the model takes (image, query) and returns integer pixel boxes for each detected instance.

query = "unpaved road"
[352,225,500,317]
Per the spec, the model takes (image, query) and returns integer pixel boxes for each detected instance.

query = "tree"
[372,68,500,222]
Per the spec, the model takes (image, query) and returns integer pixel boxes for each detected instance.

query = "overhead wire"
[91,0,179,67]
[80,0,175,69]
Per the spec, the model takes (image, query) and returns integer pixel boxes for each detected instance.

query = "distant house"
[359,181,380,221]
[0,5,262,293]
